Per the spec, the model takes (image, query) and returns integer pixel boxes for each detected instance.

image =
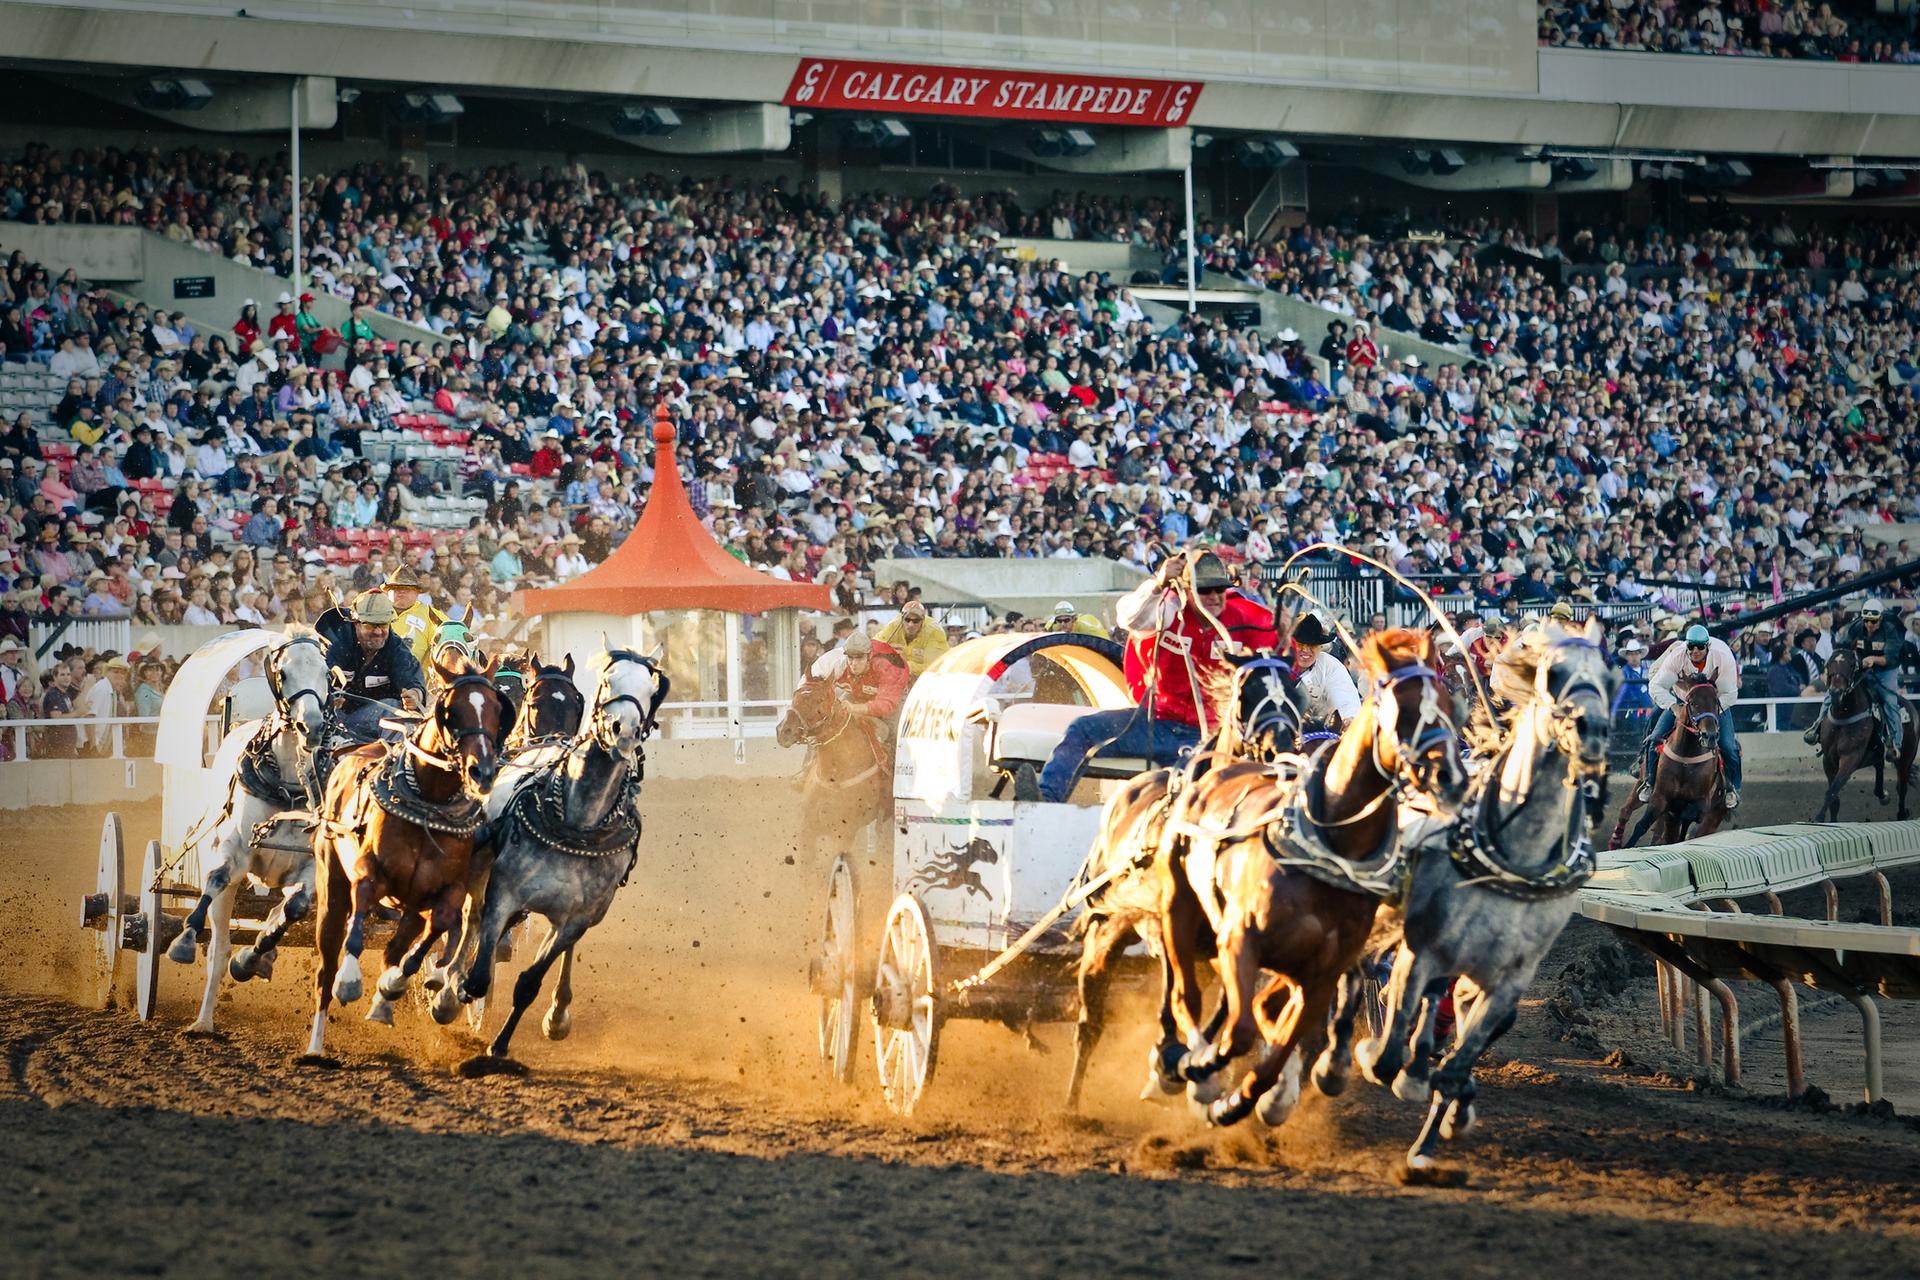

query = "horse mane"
[1359,627,1431,682]
[282,623,320,644]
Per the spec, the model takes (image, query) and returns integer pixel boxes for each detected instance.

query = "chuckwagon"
[812,631,1162,1115]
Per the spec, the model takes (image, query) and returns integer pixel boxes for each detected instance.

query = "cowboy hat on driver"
[352,590,396,624]
[1292,612,1337,648]
[384,566,429,591]
[1548,600,1575,622]
[1189,550,1232,592]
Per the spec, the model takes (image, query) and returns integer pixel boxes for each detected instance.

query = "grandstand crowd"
[1540,0,1919,61]
[2,143,1919,745]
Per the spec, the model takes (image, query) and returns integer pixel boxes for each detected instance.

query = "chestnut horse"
[1608,673,1728,849]
[1814,648,1917,822]
[1167,630,1467,1127]
[1065,653,1303,1110]
[301,652,507,1062]
[775,676,892,860]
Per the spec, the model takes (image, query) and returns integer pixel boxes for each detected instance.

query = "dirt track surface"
[3,776,1919,1278]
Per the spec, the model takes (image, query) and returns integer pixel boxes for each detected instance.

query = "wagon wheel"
[870,892,939,1116]
[79,813,126,1010]
[135,840,166,1022]
[814,854,861,1082]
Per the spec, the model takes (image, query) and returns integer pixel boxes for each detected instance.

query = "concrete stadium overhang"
[6,2,1920,157]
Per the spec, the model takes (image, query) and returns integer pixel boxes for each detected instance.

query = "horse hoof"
[254,948,278,981]
[1392,1071,1431,1104]
[1256,1083,1301,1128]
[1355,1039,1390,1088]
[181,1020,219,1038]
[1441,1100,1477,1141]
[364,996,395,1026]
[229,950,258,983]
[1206,1092,1252,1128]
[542,1008,572,1041]
[457,1054,527,1079]
[431,986,460,1026]
[1311,1049,1349,1098]
[166,928,198,965]
[376,970,409,1001]
[332,974,362,1005]
[497,937,515,963]
[1396,1158,1469,1189]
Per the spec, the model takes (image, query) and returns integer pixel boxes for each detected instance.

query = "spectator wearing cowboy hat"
[1612,636,1654,713]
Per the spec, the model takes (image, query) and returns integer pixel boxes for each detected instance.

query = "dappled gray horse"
[445,647,668,1068]
[1328,619,1614,1182]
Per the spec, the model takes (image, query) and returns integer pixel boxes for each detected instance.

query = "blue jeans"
[1038,706,1199,803]
[1643,705,1741,790]
[1862,669,1904,755]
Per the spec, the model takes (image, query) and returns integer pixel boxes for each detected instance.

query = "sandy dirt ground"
[1,769,1918,1278]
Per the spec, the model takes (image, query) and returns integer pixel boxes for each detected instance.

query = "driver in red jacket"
[1028,549,1275,802]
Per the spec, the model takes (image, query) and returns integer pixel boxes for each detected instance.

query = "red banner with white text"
[783,58,1201,128]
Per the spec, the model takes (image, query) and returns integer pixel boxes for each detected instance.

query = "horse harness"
[494,650,668,884]
[1447,637,1607,899]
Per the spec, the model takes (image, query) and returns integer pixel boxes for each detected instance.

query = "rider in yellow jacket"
[874,600,949,676]
[382,566,448,665]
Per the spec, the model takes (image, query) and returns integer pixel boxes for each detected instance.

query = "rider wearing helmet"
[1805,598,1911,757]
[1641,622,1742,809]
[874,599,949,677]
[325,589,428,740]
[810,630,910,740]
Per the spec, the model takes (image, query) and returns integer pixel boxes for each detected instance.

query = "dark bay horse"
[1608,674,1728,849]
[501,654,585,755]
[1815,648,1917,822]
[1065,654,1303,1110]
[775,676,893,859]
[1166,630,1467,1127]
[301,652,508,1062]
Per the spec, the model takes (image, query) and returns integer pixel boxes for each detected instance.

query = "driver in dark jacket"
[326,590,427,740]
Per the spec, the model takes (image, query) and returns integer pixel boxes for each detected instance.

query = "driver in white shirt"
[1290,611,1361,729]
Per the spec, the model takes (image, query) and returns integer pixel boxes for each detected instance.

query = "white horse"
[1336,619,1615,1180]
[446,647,666,1068]
[165,629,333,1034]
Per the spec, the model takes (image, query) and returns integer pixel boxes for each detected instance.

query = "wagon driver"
[327,589,428,741]
[1026,549,1276,803]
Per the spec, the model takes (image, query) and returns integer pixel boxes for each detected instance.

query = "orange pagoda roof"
[514,405,832,617]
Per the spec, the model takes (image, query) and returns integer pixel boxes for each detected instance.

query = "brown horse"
[1165,629,1467,1127]
[301,652,508,1062]
[1815,648,1917,822]
[775,676,892,860]
[1608,674,1728,849]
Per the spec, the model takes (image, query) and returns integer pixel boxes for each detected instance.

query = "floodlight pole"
[290,77,302,296]
[1183,156,1197,314]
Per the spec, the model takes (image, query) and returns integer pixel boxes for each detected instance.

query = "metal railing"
[0,714,210,763]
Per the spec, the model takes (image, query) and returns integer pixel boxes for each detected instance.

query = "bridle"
[784,679,856,749]
[592,648,670,755]
[1369,663,1460,793]
[266,633,332,740]
[506,663,586,754]
[402,672,504,795]
[1228,657,1302,761]
[1536,636,1613,786]
[1679,676,1721,740]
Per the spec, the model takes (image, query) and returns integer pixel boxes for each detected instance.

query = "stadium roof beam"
[74,72,337,133]
[1009,125,1191,173]
[566,102,791,154]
